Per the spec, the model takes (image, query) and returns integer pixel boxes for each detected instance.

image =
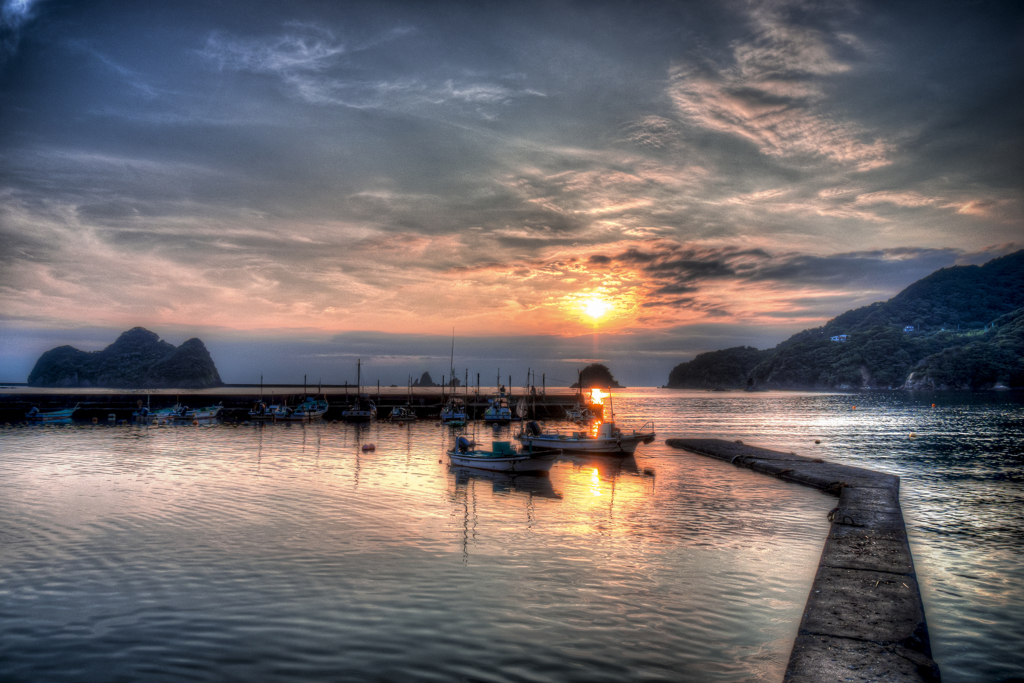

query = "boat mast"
[449,328,455,387]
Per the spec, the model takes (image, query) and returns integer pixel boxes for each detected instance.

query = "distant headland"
[28,327,223,389]
[668,249,1024,391]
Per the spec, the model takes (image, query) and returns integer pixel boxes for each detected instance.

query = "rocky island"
[668,250,1024,391]
[571,363,624,388]
[28,327,224,389]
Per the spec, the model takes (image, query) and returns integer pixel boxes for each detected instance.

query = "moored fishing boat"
[389,405,417,422]
[565,384,605,423]
[342,395,376,422]
[278,396,329,421]
[447,437,559,473]
[389,377,418,422]
[148,403,183,421]
[342,359,377,422]
[483,387,513,423]
[248,401,284,420]
[189,403,224,419]
[25,403,80,423]
[440,397,468,424]
[516,419,655,455]
[564,402,597,423]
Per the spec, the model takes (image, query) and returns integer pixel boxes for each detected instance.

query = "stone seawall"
[665,438,940,683]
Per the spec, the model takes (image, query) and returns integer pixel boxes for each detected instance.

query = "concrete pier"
[0,387,591,423]
[664,439,940,683]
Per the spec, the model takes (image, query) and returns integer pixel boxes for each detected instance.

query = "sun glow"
[583,297,611,320]
[589,388,607,405]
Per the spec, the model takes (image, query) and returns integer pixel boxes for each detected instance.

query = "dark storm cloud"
[609,242,1023,290]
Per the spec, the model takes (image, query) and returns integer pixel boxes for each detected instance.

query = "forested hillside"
[667,250,1024,390]
[28,328,224,388]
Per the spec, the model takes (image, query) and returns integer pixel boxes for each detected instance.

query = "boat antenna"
[357,359,361,395]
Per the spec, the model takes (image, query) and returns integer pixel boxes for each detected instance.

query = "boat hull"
[25,410,76,423]
[278,409,328,421]
[517,432,655,455]
[446,449,558,473]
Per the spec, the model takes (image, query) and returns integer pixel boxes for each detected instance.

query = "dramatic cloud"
[0,0,37,62]
[666,4,891,171]
[1,0,1021,383]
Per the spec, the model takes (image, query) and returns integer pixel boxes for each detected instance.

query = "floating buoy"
[931,404,936,408]
[643,467,655,476]
[192,420,199,426]
[362,443,375,451]
[815,439,821,444]
[92,417,98,424]
[439,459,443,463]
[851,406,857,410]
[909,432,917,439]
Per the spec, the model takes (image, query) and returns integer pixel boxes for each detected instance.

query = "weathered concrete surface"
[665,438,940,683]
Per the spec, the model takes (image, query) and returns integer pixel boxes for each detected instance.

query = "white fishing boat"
[389,378,418,422]
[440,331,470,425]
[149,403,184,421]
[168,405,195,420]
[517,419,655,455]
[564,383,604,423]
[441,397,468,424]
[189,403,224,420]
[447,437,559,473]
[248,401,285,420]
[278,396,329,421]
[342,396,376,422]
[341,359,377,422]
[483,387,513,423]
[389,405,417,422]
[25,403,80,423]
[565,402,598,423]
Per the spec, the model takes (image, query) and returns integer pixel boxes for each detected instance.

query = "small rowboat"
[446,437,559,473]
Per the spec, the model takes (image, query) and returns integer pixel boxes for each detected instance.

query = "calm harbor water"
[1,389,1021,682]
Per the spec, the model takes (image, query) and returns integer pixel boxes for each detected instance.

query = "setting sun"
[583,298,611,319]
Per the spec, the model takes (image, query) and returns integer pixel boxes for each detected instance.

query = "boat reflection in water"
[451,467,563,500]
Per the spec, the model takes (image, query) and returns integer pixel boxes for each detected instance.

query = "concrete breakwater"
[0,388,588,423]
[665,439,940,683]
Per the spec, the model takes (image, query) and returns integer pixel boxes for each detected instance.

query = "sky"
[1,0,1022,386]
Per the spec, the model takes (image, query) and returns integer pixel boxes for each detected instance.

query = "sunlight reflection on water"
[1,389,1019,682]
[1,413,831,682]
